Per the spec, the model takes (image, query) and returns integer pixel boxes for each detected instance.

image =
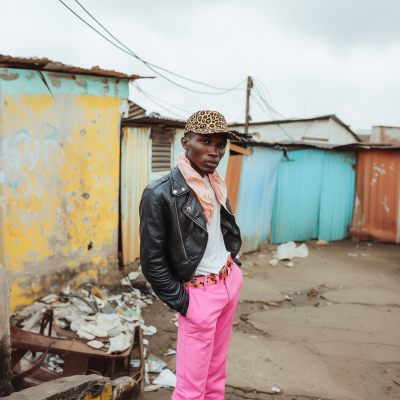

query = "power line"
[132,81,192,115]
[59,0,246,95]
[132,82,186,119]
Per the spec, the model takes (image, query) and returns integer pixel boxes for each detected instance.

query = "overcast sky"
[1,0,399,131]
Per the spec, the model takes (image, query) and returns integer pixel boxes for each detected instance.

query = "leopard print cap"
[184,110,241,142]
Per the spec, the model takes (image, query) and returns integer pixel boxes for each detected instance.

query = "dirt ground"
[139,239,400,400]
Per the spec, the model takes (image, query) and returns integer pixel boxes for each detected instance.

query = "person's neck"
[188,159,207,178]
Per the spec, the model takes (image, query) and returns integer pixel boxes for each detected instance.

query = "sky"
[1,0,399,132]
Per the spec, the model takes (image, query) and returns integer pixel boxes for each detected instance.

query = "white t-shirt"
[195,175,231,276]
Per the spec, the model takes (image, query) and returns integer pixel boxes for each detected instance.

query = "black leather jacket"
[139,166,242,316]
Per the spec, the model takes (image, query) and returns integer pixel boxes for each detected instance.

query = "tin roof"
[0,54,150,80]
[229,115,361,142]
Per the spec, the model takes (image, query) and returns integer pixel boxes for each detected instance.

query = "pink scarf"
[177,152,228,225]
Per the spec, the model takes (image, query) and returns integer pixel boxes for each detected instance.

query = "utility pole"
[244,76,253,134]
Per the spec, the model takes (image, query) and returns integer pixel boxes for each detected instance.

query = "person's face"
[181,132,228,175]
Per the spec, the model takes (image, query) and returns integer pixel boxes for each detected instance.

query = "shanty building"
[0,55,145,312]
[229,115,361,145]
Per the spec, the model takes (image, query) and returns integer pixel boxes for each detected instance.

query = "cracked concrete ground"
[141,239,400,400]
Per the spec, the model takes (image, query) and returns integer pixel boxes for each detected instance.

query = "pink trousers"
[173,262,243,400]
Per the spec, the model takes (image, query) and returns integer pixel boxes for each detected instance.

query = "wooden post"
[244,76,253,134]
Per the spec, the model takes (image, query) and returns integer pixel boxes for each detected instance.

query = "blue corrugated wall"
[235,147,283,252]
[319,152,356,241]
[270,150,356,243]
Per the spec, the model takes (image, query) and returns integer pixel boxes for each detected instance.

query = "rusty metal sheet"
[225,155,243,214]
[371,126,400,144]
[0,54,149,80]
[351,150,400,243]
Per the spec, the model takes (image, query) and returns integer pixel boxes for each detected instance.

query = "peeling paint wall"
[0,68,128,311]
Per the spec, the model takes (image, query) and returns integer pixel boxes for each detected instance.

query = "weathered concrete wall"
[0,68,128,311]
[0,264,13,397]
[3,375,136,400]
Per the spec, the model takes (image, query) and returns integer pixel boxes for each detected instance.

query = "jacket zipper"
[174,201,188,260]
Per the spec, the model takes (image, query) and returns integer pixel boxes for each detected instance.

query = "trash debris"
[232,321,240,326]
[316,240,329,245]
[130,358,141,368]
[147,355,167,372]
[269,258,279,266]
[276,241,308,260]
[266,301,279,306]
[128,271,141,280]
[309,289,317,296]
[348,253,370,257]
[367,243,372,246]
[286,262,294,268]
[250,335,258,339]
[86,340,104,349]
[76,329,95,340]
[271,387,281,393]
[107,332,133,354]
[145,384,163,392]
[315,302,326,307]
[284,295,293,301]
[153,369,177,387]
[164,349,177,356]
[80,324,108,337]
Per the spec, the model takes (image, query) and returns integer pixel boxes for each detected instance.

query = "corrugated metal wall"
[121,127,150,264]
[225,155,243,214]
[319,152,356,241]
[271,150,325,243]
[271,150,356,243]
[0,68,128,311]
[235,147,283,252]
[351,150,400,243]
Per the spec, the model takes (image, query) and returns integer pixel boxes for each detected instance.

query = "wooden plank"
[230,143,252,156]
[225,155,243,214]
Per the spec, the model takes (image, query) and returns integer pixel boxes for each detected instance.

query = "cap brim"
[185,129,241,142]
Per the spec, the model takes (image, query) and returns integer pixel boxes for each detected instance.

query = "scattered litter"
[286,262,294,268]
[121,278,131,286]
[276,241,308,260]
[40,294,60,304]
[80,324,108,338]
[367,243,372,246]
[147,355,167,373]
[263,305,269,309]
[174,322,179,328]
[316,240,329,246]
[130,358,141,368]
[269,259,279,266]
[164,349,177,356]
[250,335,258,339]
[107,294,122,301]
[128,271,141,280]
[143,338,149,345]
[315,302,326,307]
[232,321,240,326]
[242,272,249,276]
[153,369,177,387]
[284,295,292,301]
[86,340,104,349]
[348,253,370,257]
[266,301,279,306]
[145,385,163,392]
[271,387,281,393]
[142,325,158,336]
[107,333,132,354]
[76,329,95,340]
[309,289,317,296]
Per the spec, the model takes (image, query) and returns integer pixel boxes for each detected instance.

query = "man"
[140,110,242,400]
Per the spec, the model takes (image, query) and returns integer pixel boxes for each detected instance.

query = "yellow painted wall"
[0,68,129,311]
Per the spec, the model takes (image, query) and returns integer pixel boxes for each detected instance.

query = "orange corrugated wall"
[225,155,243,214]
[350,150,400,243]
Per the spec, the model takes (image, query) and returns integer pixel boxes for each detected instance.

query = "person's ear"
[181,135,189,150]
